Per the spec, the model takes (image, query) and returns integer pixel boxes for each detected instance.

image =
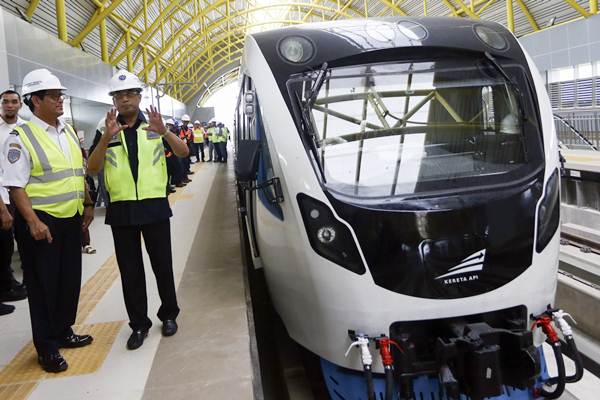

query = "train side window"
[255,98,284,220]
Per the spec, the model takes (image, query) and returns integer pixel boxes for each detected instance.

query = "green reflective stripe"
[29,191,84,205]
[19,125,52,172]
[153,146,162,156]
[152,153,161,165]
[105,156,117,167]
[29,168,85,183]
[65,125,79,145]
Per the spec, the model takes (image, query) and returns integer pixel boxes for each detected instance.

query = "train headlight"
[278,36,315,64]
[297,194,366,274]
[317,226,336,244]
[536,169,560,253]
[474,25,508,51]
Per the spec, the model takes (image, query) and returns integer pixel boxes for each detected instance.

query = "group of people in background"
[163,116,229,192]
[0,68,221,373]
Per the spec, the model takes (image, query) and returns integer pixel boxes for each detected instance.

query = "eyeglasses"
[40,91,68,101]
[113,90,141,100]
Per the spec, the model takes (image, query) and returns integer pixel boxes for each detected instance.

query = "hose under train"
[546,336,584,384]
[540,341,566,399]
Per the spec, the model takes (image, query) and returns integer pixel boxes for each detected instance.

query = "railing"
[554,113,600,150]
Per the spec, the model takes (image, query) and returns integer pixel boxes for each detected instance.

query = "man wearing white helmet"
[88,69,188,350]
[2,69,94,373]
[192,120,205,162]
[178,114,194,175]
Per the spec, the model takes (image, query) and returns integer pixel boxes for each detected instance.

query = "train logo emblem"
[435,249,486,284]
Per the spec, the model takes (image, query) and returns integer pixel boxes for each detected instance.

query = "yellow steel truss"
[21,0,600,106]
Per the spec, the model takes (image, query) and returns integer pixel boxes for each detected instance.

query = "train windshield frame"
[287,56,544,200]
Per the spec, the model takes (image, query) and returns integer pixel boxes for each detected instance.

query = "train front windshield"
[289,58,543,199]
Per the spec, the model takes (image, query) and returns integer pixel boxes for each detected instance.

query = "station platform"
[0,161,255,400]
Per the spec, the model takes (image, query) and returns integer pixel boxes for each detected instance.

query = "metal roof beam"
[563,0,591,17]
[111,0,183,65]
[377,0,408,16]
[515,0,540,31]
[70,0,127,46]
[149,3,354,83]
[25,0,42,19]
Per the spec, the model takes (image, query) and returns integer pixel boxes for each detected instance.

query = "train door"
[236,75,285,268]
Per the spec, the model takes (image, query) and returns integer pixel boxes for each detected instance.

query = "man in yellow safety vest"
[87,70,188,351]
[192,120,205,162]
[2,69,94,373]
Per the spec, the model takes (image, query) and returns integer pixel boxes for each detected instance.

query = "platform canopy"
[4,0,599,106]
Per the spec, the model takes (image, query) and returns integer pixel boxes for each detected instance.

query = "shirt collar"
[30,114,66,133]
[0,115,25,127]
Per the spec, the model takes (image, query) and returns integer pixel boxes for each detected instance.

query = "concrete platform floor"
[0,160,254,400]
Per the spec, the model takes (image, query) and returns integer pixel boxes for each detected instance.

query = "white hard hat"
[181,114,190,121]
[165,118,175,125]
[109,69,144,95]
[21,68,67,96]
[194,120,200,124]
[187,123,193,128]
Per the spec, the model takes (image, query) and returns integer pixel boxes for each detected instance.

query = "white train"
[234,17,582,400]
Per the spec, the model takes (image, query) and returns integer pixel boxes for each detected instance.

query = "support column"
[56,0,67,42]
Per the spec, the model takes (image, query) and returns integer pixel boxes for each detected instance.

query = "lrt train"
[233,17,583,400]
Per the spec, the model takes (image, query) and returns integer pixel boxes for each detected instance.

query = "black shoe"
[0,303,15,315]
[175,183,185,187]
[162,320,178,337]
[59,334,93,348]
[188,171,195,175]
[0,285,27,302]
[127,329,148,350]
[38,353,68,373]
[183,178,191,183]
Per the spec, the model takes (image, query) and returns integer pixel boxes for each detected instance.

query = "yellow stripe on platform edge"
[0,161,202,399]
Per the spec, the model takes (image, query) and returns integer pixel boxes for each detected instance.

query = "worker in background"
[2,69,94,372]
[202,121,210,160]
[0,201,14,315]
[0,90,27,314]
[206,120,216,162]
[217,122,229,163]
[192,120,204,162]
[179,115,193,175]
[87,70,187,350]
[164,119,184,189]
[79,136,96,255]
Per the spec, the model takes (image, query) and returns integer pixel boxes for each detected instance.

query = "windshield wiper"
[306,62,328,107]
[483,52,520,93]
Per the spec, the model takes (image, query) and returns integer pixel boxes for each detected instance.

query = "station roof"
[2,1,598,106]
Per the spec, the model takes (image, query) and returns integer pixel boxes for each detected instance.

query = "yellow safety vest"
[15,122,85,218]
[209,127,228,143]
[193,129,204,144]
[103,124,167,202]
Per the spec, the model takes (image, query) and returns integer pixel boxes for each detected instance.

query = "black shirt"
[90,111,172,226]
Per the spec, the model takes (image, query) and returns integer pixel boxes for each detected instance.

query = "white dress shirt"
[2,115,72,190]
[0,115,25,204]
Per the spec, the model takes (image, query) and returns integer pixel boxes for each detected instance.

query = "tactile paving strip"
[0,321,123,399]
[0,161,201,399]
[76,254,120,324]
[0,383,37,400]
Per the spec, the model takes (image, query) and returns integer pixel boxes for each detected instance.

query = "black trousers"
[15,211,82,356]
[0,204,15,292]
[111,219,179,331]
[195,142,205,162]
